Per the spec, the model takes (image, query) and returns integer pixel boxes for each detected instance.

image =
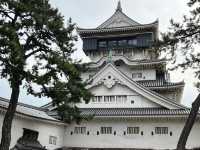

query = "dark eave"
[137,80,184,90]
[80,108,192,117]
[77,21,158,38]
[87,56,166,69]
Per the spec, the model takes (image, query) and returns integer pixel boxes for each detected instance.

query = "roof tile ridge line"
[88,58,166,70]
[137,79,185,85]
[40,101,52,108]
[97,7,141,28]
[86,63,187,109]
[0,96,46,111]
[0,105,63,123]
[78,22,158,31]
[97,10,118,29]
[89,55,166,66]
[114,67,188,109]
[118,9,141,25]
[80,107,169,110]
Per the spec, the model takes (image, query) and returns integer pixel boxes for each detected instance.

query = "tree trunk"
[0,83,20,150]
[177,93,200,150]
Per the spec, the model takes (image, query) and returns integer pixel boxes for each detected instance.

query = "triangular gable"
[86,63,187,109]
[97,9,140,29]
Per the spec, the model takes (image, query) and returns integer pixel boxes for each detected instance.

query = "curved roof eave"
[77,21,158,35]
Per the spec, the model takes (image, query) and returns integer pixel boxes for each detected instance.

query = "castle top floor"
[77,1,159,62]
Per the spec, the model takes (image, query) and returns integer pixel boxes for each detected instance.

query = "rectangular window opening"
[49,136,57,145]
[100,127,112,134]
[155,127,168,134]
[74,127,86,134]
[132,73,142,79]
[127,127,140,134]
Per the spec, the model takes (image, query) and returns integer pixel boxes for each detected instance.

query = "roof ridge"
[0,97,46,111]
[97,5,140,29]
[88,56,166,68]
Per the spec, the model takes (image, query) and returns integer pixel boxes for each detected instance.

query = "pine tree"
[160,0,200,149]
[0,0,92,150]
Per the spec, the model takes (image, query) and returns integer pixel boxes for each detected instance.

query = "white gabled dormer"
[78,63,186,109]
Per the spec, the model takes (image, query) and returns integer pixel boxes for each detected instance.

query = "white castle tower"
[45,2,200,149]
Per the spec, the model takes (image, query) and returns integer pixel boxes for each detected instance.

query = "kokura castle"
[1,1,200,150]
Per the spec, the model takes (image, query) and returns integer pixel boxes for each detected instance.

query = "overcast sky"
[0,0,199,107]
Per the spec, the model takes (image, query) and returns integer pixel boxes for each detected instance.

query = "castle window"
[108,40,117,47]
[116,95,127,103]
[118,40,127,46]
[92,96,103,103]
[100,127,112,134]
[127,127,140,134]
[49,136,57,145]
[74,127,86,134]
[104,96,115,103]
[132,73,142,79]
[128,39,137,46]
[131,100,134,104]
[155,127,168,134]
[98,41,107,48]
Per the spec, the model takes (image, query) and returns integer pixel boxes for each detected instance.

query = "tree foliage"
[160,0,200,149]
[161,0,200,79]
[0,0,92,149]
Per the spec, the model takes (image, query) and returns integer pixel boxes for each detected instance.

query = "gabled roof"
[77,1,158,38]
[97,1,140,29]
[86,63,187,110]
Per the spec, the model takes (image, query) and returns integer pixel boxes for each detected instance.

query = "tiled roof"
[0,97,61,122]
[88,56,166,69]
[137,80,184,89]
[80,108,191,117]
[97,2,140,29]
[77,22,158,35]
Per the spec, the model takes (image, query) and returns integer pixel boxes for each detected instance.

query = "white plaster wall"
[78,84,161,108]
[117,64,156,81]
[0,113,65,150]
[64,119,200,149]
[159,90,183,104]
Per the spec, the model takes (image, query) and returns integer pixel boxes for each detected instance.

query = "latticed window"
[128,39,137,46]
[118,40,127,46]
[155,127,168,134]
[92,96,103,102]
[98,41,107,48]
[100,127,112,134]
[132,73,142,79]
[74,127,86,134]
[49,136,57,145]
[127,127,140,134]
[104,96,115,103]
[116,95,127,103]
[108,40,117,47]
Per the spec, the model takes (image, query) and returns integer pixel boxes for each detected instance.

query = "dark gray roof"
[137,80,184,89]
[88,56,166,69]
[97,1,140,29]
[77,22,158,35]
[0,97,60,122]
[80,108,191,117]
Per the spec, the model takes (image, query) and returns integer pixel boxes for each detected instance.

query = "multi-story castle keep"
[0,2,200,150]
